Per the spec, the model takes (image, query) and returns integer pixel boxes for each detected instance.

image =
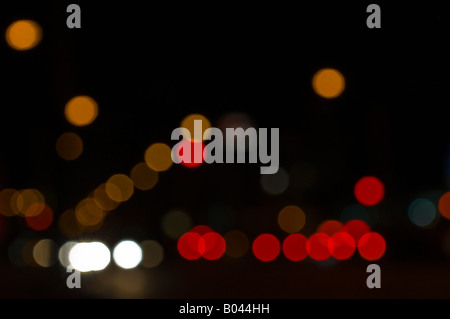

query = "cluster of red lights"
[178,220,386,262]
[178,177,386,262]
[253,220,385,262]
[177,225,225,260]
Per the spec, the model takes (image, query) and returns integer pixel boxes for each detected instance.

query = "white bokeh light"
[59,241,77,267]
[113,240,142,269]
[68,241,110,272]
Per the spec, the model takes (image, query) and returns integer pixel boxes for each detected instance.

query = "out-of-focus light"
[6,20,42,50]
[177,226,224,261]
[173,139,205,168]
[56,132,83,161]
[408,198,436,227]
[260,167,289,195]
[180,114,211,141]
[340,204,379,227]
[75,198,104,227]
[25,204,53,231]
[438,192,450,220]
[312,68,345,99]
[58,209,83,238]
[33,239,57,267]
[113,240,143,269]
[307,233,331,261]
[0,188,20,216]
[161,210,193,240]
[277,205,306,233]
[177,232,203,260]
[343,220,370,244]
[24,202,47,218]
[358,232,386,261]
[130,162,158,191]
[224,230,249,258]
[317,220,343,236]
[328,232,355,260]
[69,242,110,272]
[354,176,385,206]
[282,234,308,262]
[202,232,226,260]
[144,143,173,172]
[59,241,77,267]
[23,239,39,267]
[189,225,212,235]
[65,95,98,126]
[105,174,134,202]
[140,240,164,268]
[92,184,119,211]
[252,234,280,262]
[15,188,45,217]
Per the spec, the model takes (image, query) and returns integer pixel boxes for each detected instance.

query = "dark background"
[0,1,448,298]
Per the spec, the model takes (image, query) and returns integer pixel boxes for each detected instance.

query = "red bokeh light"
[317,220,343,236]
[174,139,205,168]
[307,233,331,261]
[328,231,356,260]
[358,232,386,261]
[343,220,370,244]
[178,228,226,261]
[25,204,53,231]
[282,234,308,261]
[252,234,280,262]
[190,225,214,235]
[354,176,385,206]
[202,232,226,260]
[178,232,203,260]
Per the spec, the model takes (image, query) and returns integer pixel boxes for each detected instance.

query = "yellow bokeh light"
[22,239,39,267]
[105,174,134,202]
[58,209,83,238]
[130,162,159,191]
[15,188,45,217]
[33,239,57,267]
[75,198,105,227]
[144,143,173,172]
[180,114,211,141]
[277,205,306,233]
[6,20,42,51]
[140,240,164,268]
[0,188,20,217]
[92,184,119,211]
[224,230,249,258]
[56,132,83,161]
[65,96,98,126]
[312,68,345,99]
